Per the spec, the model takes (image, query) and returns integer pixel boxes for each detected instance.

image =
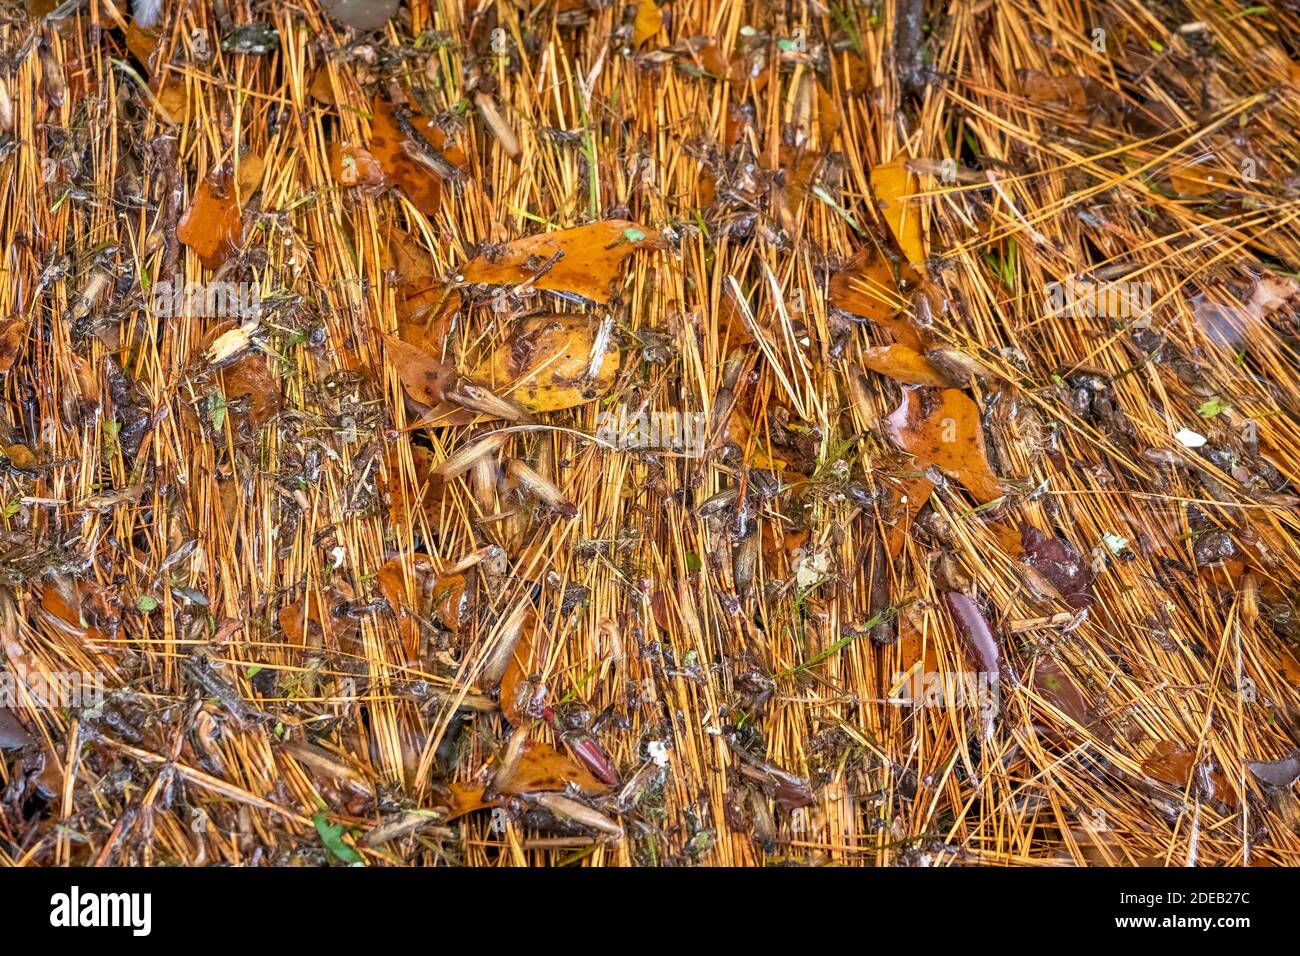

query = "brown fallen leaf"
[1169,160,1227,197]
[385,334,532,425]
[880,474,934,557]
[1019,69,1087,111]
[329,142,386,192]
[386,228,461,353]
[177,165,243,270]
[377,554,471,644]
[494,737,607,796]
[885,387,1001,503]
[829,245,925,350]
[1031,657,1091,726]
[1142,741,1238,808]
[861,344,948,386]
[499,623,543,727]
[473,314,620,414]
[368,96,468,217]
[870,158,926,266]
[461,220,660,305]
[0,314,27,374]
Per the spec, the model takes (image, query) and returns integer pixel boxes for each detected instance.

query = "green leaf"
[685,552,702,572]
[313,812,363,865]
[208,390,228,432]
[1102,533,1129,556]
[1198,397,1229,418]
[136,595,158,612]
[623,226,647,243]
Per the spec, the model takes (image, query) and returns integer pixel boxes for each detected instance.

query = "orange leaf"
[368,96,467,217]
[870,158,926,266]
[861,344,948,386]
[460,220,659,305]
[329,142,386,191]
[886,387,1001,503]
[177,167,242,271]
[474,314,620,413]
[632,0,661,47]
[0,315,27,374]
[829,245,925,350]
[495,738,607,796]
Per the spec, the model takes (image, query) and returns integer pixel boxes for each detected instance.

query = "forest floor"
[1,0,1299,866]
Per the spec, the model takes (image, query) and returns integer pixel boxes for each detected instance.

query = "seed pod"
[480,601,533,684]
[432,431,510,481]
[530,792,623,838]
[506,459,577,520]
[733,528,758,598]
[472,91,521,160]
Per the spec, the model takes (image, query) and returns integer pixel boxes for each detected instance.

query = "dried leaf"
[461,220,660,305]
[494,737,607,796]
[886,387,1001,503]
[870,158,926,266]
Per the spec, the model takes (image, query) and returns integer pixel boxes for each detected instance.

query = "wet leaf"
[329,143,386,192]
[221,23,280,56]
[177,166,242,271]
[473,314,620,413]
[0,707,33,750]
[829,245,924,349]
[870,158,926,266]
[368,96,467,216]
[861,344,948,386]
[383,334,472,424]
[0,315,27,374]
[460,220,660,304]
[632,0,662,46]
[881,474,933,557]
[313,812,363,864]
[1020,526,1094,608]
[1031,657,1091,725]
[885,387,1001,503]
[1142,741,1238,807]
[1169,160,1227,197]
[387,229,460,353]
[494,737,607,796]
[1019,69,1087,111]
[1246,751,1300,789]
[320,0,399,31]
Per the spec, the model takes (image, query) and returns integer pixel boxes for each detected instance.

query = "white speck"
[647,740,669,767]
[330,546,346,569]
[1175,428,1206,448]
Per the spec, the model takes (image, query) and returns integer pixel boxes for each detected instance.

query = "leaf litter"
[0,0,1298,870]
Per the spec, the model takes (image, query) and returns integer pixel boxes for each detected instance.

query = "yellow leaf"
[632,0,662,47]
[871,158,926,266]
